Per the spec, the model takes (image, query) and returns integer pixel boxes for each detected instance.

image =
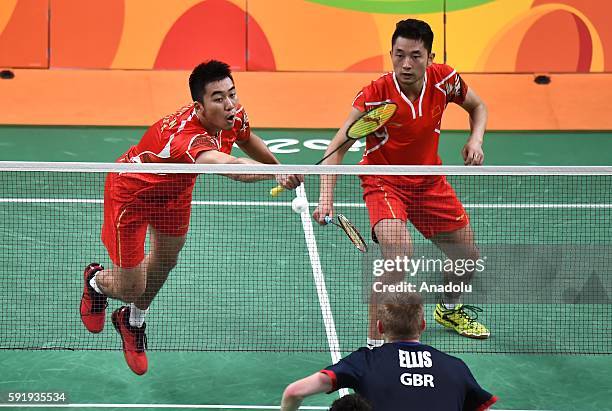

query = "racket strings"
[347,103,397,139]
[337,215,368,252]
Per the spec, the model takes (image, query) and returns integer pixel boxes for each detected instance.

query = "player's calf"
[441,251,480,304]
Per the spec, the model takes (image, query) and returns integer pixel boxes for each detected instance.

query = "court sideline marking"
[1,199,611,209]
[0,404,540,410]
[295,185,349,398]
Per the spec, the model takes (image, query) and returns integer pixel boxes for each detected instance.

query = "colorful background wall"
[1,0,610,73]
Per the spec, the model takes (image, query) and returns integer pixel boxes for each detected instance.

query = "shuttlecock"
[291,196,309,214]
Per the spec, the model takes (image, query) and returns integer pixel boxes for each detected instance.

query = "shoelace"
[455,305,483,325]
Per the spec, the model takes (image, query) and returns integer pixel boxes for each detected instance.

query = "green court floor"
[0,126,611,165]
[0,126,611,411]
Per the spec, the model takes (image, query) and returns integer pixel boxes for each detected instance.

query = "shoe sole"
[459,332,490,339]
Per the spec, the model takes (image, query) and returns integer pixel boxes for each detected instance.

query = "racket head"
[336,214,368,253]
[346,102,397,140]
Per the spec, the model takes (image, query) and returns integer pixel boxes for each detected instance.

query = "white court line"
[0,199,611,209]
[295,185,349,399]
[295,184,348,397]
[0,406,541,410]
[0,405,325,409]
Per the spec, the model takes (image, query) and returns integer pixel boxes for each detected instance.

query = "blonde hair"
[376,292,424,341]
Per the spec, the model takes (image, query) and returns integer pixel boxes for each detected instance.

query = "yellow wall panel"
[446,0,534,72]
[371,12,444,72]
[248,0,378,71]
[248,0,443,72]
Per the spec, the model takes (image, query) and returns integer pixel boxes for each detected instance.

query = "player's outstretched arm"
[195,150,280,185]
[459,88,488,166]
[313,108,363,225]
[237,132,303,189]
[196,150,300,189]
[281,372,333,411]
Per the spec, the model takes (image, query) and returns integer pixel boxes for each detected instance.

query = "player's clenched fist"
[313,200,334,225]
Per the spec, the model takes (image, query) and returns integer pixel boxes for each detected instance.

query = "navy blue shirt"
[322,341,496,411]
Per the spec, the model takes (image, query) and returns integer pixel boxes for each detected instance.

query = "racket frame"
[324,214,368,253]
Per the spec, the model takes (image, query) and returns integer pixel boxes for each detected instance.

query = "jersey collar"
[392,70,428,120]
[394,340,422,345]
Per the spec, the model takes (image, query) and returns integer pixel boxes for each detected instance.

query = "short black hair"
[391,19,434,54]
[330,393,372,411]
[189,60,234,103]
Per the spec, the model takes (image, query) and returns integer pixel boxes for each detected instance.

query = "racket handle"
[324,216,333,225]
[270,185,285,197]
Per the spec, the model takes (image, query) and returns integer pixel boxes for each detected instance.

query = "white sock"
[129,303,148,328]
[367,338,384,349]
[89,273,103,295]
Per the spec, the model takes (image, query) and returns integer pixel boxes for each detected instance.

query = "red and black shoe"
[80,263,107,333]
[112,306,148,375]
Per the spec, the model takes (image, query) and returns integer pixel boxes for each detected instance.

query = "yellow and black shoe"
[434,303,490,339]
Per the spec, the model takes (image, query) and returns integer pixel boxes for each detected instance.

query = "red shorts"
[101,173,193,268]
[361,175,469,240]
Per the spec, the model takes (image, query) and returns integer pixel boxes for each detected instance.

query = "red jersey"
[116,103,251,194]
[353,64,467,166]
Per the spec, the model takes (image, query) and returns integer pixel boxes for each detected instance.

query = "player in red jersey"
[80,60,302,375]
[313,19,490,345]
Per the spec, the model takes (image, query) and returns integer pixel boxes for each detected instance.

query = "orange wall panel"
[50,0,124,68]
[3,69,611,130]
[533,0,612,72]
[0,0,48,68]
[153,0,247,70]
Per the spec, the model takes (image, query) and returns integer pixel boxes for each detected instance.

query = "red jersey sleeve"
[437,64,468,105]
[352,79,385,113]
[185,134,219,163]
[352,90,368,112]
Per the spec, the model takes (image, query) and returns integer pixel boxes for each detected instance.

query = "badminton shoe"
[80,263,107,333]
[434,303,490,339]
[112,306,148,375]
